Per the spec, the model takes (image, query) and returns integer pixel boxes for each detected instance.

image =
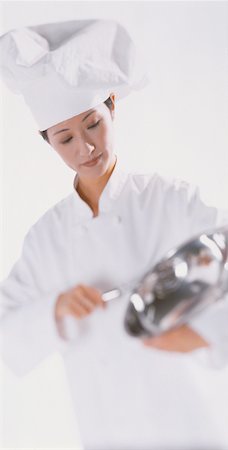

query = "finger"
[79,285,105,308]
[68,297,90,318]
[76,293,96,313]
[142,325,209,353]
[72,288,98,311]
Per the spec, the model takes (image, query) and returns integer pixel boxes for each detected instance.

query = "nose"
[78,140,95,157]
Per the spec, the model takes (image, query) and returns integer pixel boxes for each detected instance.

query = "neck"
[76,156,117,216]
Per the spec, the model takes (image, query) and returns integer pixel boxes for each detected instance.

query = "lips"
[81,153,102,167]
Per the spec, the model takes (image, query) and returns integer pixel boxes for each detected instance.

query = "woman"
[40,92,212,351]
[1,19,228,450]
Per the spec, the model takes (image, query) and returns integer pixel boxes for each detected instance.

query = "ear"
[109,92,116,119]
[109,92,116,104]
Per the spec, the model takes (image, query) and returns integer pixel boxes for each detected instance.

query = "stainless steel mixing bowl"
[123,225,228,337]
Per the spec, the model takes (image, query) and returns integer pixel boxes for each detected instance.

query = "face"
[47,95,116,180]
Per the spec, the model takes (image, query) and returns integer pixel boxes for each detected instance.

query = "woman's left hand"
[142,324,209,353]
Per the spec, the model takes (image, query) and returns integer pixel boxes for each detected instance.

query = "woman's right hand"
[55,284,106,322]
[54,284,106,340]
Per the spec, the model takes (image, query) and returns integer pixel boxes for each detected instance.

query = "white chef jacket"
[1,159,228,450]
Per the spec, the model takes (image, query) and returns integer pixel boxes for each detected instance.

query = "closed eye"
[87,120,100,129]
[62,137,72,144]
[61,120,100,144]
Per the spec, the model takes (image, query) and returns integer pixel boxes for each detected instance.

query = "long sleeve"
[190,295,228,368]
[0,227,67,376]
[157,177,228,367]
[185,188,228,367]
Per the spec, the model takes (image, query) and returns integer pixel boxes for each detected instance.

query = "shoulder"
[126,170,198,201]
[25,193,74,241]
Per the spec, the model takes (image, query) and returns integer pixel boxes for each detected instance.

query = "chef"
[0,19,228,450]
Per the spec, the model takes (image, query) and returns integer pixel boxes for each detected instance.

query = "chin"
[79,152,114,178]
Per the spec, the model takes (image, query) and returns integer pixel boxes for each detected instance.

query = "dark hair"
[39,96,113,143]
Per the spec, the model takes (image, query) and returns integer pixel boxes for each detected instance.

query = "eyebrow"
[82,109,96,122]
[53,128,70,136]
[52,110,96,136]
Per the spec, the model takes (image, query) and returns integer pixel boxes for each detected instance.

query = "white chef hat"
[0,19,149,131]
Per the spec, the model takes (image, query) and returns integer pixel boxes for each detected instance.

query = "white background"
[0,1,228,448]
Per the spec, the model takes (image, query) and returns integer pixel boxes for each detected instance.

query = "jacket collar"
[71,156,128,220]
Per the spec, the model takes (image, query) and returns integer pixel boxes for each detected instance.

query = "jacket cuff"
[0,291,69,376]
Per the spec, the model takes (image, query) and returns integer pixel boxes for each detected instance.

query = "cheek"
[97,124,113,150]
[55,147,68,160]
[54,145,79,167]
